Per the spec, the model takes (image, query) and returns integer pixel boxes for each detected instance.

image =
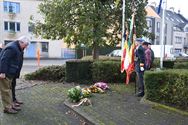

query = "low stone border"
[64,100,96,125]
[16,79,43,90]
[140,97,188,116]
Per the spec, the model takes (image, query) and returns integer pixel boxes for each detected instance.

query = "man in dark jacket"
[0,36,29,114]
[148,42,155,69]
[12,49,24,107]
[135,38,145,97]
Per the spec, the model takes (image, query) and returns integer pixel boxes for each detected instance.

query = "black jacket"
[0,41,23,78]
[135,45,145,72]
[0,48,2,53]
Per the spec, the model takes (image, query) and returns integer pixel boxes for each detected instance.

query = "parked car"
[173,52,188,59]
[179,52,188,57]
[107,49,122,57]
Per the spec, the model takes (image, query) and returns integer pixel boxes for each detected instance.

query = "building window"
[175,36,182,44]
[173,26,181,31]
[4,1,20,13]
[41,42,48,52]
[156,36,160,45]
[146,20,152,32]
[157,22,160,33]
[17,23,20,31]
[147,20,152,27]
[4,22,8,30]
[4,21,20,32]
[9,22,15,31]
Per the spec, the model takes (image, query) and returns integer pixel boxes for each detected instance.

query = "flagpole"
[160,0,166,69]
[121,0,126,50]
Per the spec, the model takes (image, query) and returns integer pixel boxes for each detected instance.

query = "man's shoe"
[13,102,20,107]
[12,106,21,111]
[15,100,24,105]
[4,108,18,114]
[136,92,144,97]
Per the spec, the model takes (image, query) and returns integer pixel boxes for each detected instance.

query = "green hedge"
[25,59,136,83]
[175,58,188,62]
[81,55,120,61]
[174,62,188,69]
[145,70,188,110]
[65,60,93,83]
[152,59,175,69]
[92,61,135,83]
[163,60,175,69]
[66,60,135,83]
[25,65,65,82]
[151,58,160,68]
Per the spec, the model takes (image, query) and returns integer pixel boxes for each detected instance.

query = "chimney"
[178,9,180,14]
[150,2,157,8]
[169,7,175,13]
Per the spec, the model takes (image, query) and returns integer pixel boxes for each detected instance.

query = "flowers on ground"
[67,82,109,103]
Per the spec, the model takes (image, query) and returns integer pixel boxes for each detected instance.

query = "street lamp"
[81,43,86,57]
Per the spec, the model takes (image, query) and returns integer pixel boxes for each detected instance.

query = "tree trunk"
[92,42,99,60]
[92,1,100,60]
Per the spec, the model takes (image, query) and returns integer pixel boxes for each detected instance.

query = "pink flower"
[94,82,109,90]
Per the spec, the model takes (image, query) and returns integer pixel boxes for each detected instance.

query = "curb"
[140,97,188,116]
[64,100,96,125]
[24,58,65,60]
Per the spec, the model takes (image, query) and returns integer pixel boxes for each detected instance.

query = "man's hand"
[0,73,6,79]
[140,67,144,71]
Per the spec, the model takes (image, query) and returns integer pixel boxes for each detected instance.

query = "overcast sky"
[148,0,188,19]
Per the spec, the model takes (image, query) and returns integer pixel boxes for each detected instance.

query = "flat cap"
[136,38,145,42]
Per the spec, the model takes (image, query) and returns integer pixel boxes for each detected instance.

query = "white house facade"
[0,0,75,58]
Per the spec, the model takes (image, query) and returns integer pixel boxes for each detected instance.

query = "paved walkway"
[0,81,86,125]
[0,80,187,125]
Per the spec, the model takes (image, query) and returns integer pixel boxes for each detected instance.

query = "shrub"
[163,60,175,69]
[175,58,188,63]
[152,58,160,68]
[152,59,175,69]
[145,70,188,110]
[81,56,120,61]
[174,62,188,69]
[25,65,65,82]
[92,61,136,83]
[65,60,93,83]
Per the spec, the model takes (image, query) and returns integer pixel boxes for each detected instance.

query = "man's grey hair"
[18,36,30,45]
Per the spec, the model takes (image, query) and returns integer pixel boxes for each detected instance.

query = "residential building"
[0,0,75,58]
[146,6,161,45]
[146,5,188,53]
[164,9,188,53]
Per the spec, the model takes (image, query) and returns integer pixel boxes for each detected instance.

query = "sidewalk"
[0,80,187,125]
[23,59,68,66]
[0,80,87,125]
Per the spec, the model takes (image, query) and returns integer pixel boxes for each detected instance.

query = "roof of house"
[150,6,188,31]
[146,6,161,19]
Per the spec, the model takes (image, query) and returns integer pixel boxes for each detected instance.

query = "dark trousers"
[136,71,144,93]
[11,78,17,102]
